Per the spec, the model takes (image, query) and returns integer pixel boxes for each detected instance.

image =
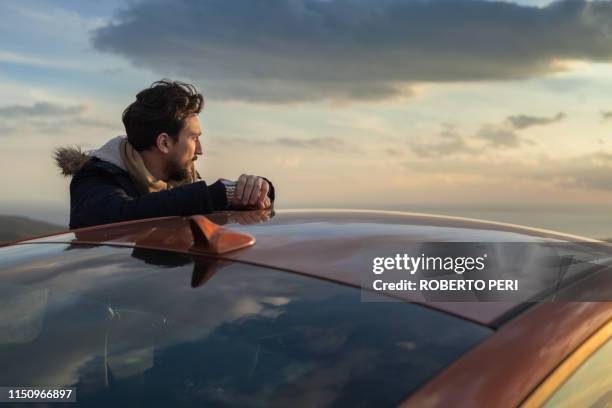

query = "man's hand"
[232,174,272,209]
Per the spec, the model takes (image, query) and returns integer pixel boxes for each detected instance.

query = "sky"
[1,0,612,236]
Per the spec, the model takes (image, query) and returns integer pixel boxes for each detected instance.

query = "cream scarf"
[119,139,196,194]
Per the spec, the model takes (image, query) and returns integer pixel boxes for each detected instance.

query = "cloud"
[408,126,475,157]
[476,125,521,148]
[383,148,404,157]
[200,80,411,104]
[222,135,348,152]
[0,49,75,70]
[92,0,612,103]
[408,111,561,157]
[601,111,612,120]
[275,136,345,151]
[407,122,525,158]
[404,150,612,192]
[475,111,567,149]
[507,112,566,129]
[406,109,571,158]
[527,152,612,191]
[0,102,117,137]
[0,102,85,118]
[475,111,566,148]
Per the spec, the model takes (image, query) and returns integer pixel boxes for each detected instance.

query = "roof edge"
[278,208,604,243]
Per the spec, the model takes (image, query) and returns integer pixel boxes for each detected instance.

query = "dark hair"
[122,79,204,151]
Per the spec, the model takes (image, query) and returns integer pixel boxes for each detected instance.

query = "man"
[55,80,274,229]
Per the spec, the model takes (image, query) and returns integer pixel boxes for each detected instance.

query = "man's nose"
[196,140,203,155]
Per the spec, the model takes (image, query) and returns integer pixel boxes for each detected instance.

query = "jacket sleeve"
[196,172,275,202]
[69,170,227,229]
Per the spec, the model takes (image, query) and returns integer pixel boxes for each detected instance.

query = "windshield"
[0,244,492,407]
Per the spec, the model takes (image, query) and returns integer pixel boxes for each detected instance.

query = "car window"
[0,244,492,407]
[542,338,612,408]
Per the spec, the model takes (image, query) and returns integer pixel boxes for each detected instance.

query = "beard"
[166,158,194,183]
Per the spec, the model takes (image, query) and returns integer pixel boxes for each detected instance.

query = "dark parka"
[56,147,273,229]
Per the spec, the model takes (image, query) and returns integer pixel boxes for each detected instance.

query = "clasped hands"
[230,174,272,210]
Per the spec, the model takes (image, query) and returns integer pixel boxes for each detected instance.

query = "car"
[0,209,610,407]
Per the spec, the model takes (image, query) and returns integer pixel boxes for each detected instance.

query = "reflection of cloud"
[208,349,378,408]
[93,0,612,103]
[0,248,301,387]
[507,112,566,129]
[261,296,291,306]
[299,327,348,354]
[229,298,265,319]
[108,346,154,379]
[0,284,48,344]
[396,341,416,350]
[269,349,378,408]
[0,243,491,406]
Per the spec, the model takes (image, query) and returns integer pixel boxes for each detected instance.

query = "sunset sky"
[1,0,612,236]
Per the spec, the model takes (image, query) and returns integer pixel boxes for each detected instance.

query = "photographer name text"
[371,254,519,292]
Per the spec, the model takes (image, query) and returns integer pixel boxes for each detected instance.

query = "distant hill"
[0,215,65,243]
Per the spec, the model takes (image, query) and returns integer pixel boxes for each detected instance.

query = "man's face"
[166,115,203,181]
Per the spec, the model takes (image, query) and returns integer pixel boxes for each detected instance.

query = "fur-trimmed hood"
[54,136,128,177]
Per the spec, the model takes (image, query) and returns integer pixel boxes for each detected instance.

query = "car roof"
[10,209,609,326]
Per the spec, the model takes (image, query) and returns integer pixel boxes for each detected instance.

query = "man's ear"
[155,133,172,154]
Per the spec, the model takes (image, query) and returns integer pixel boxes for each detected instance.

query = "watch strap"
[220,179,237,208]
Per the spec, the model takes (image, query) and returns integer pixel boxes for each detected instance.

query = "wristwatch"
[220,179,237,208]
